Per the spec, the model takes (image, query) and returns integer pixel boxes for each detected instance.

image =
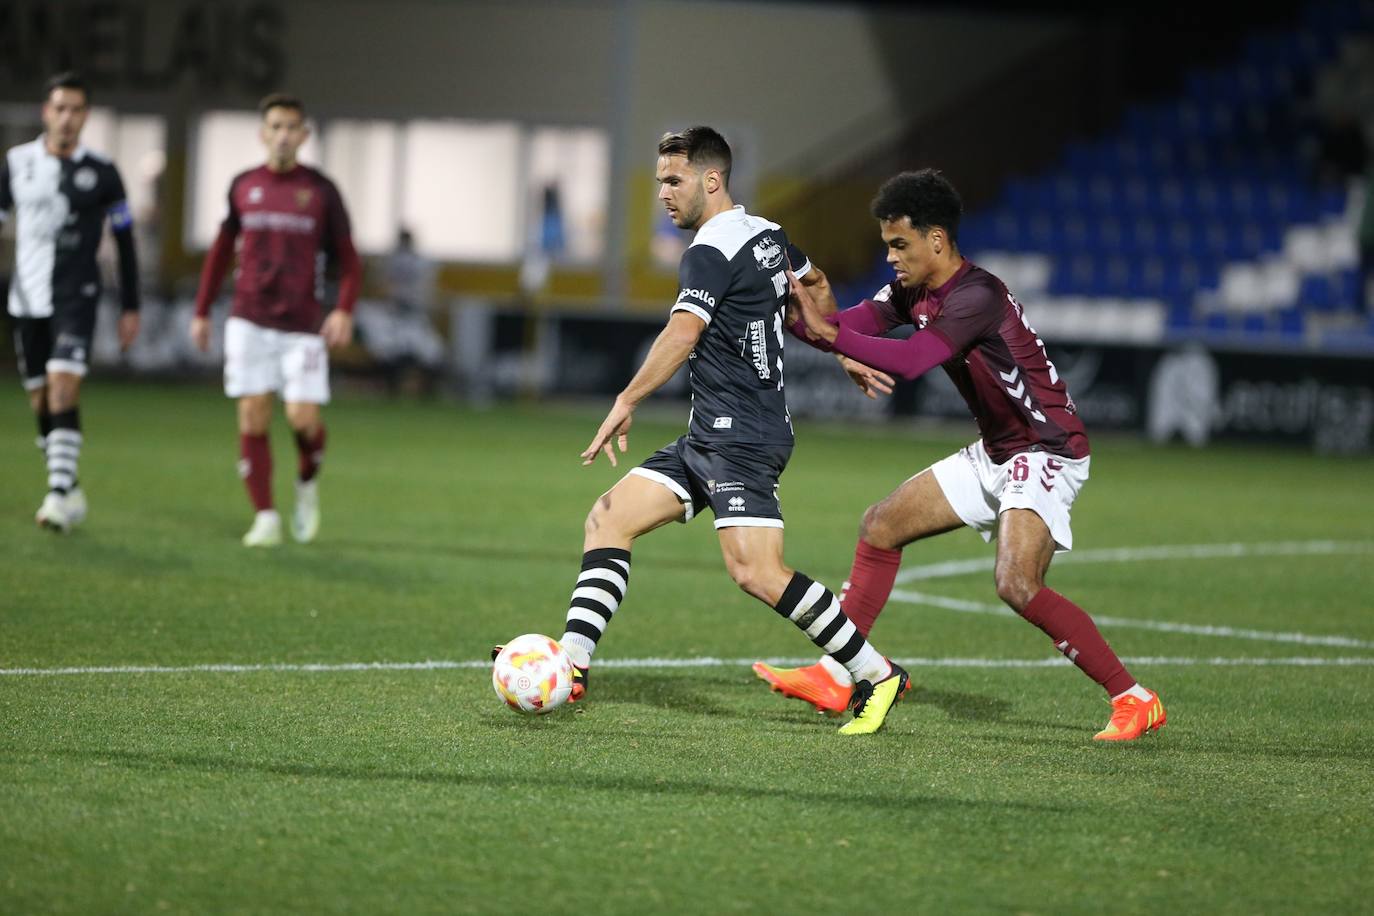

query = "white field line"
[888,589,1374,649]
[3,656,1374,678]
[4,540,1368,679]
[894,539,1374,584]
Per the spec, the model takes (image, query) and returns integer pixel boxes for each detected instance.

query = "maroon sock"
[1022,587,1134,696]
[294,425,326,482]
[239,433,274,511]
[839,539,903,638]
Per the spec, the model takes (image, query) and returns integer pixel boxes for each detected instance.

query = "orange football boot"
[752,660,854,717]
[1093,689,1167,741]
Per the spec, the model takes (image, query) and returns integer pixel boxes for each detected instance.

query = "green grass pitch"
[2,380,1372,914]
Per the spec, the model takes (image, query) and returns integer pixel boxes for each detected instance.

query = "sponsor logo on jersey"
[727,496,746,511]
[248,186,264,203]
[748,318,770,380]
[72,167,97,191]
[713,480,744,493]
[713,416,733,429]
[752,236,783,270]
[677,288,716,309]
[241,211,317,233]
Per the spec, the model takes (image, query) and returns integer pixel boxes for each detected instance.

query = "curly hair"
[870,169,963,240]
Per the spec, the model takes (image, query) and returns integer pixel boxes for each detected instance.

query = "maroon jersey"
[194,164,361,333]
[867,260,1090,463]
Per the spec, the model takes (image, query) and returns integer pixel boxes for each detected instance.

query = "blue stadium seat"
[1275,308,1305,336]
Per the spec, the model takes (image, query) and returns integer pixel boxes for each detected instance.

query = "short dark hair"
[44,71,89,104]
[658,126,732,188]
[258,92,305,119]
[871,169,963,240]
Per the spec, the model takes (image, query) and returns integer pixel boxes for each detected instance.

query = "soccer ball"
[491,634,574,715]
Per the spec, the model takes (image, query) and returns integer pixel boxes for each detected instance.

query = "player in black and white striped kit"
[1,72,141,532]
[546,127,909,734]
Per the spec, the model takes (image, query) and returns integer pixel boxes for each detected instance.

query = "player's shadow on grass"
[45,747,1068,816]
[908,686,1013,723]
[572,672,743,718]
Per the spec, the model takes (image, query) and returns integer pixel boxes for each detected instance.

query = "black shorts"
[631,435,792,529]
[12,309,97,389]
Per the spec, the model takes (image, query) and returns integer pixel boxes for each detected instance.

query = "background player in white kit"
[1,72,141,533]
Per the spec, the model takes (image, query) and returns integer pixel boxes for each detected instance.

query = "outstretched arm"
[581,311,705,467]
[789,270,953,380]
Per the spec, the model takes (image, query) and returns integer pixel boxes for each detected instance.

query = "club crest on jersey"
[916,313,930,329]
[248,186,264,203]
[752,237,784,270]
[72,167,97,191]
[295,189,314,208]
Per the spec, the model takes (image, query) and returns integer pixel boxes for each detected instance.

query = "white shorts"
[929,440,1090,551]
[224,316,331,403]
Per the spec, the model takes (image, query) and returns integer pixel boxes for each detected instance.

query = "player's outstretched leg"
[1019,587,1166,741]
[770,572,909,735]
[556,547,631,702]
[753,537,906,714]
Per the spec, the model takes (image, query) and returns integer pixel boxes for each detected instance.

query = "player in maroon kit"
[755,169,1166,741]
[190,93,362,547]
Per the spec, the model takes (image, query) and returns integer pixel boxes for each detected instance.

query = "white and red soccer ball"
[491,634,574,715]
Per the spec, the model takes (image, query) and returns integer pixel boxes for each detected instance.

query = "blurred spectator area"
[3,0,1373,375]
[812,0,1374,352]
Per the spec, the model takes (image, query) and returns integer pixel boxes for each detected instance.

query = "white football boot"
[291,479,320,543]
[35,491,72,533]
[63,486,88,528]
[242,509,283,548]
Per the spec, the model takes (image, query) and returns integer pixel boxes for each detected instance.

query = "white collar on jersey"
[697,204,746,231]
[32,135,92,162]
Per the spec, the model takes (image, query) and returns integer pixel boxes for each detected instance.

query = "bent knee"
[583,495,612,539]
[994,569,1042,612]
[857,502,890,544]
[731,570,773,604]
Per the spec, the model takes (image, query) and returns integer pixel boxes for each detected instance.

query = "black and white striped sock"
[560,547,631,667]
[774,572,890,684]
[46,409,82,495]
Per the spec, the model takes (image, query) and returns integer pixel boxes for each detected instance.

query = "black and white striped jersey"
[0,138,137,319]
[672,205,810,447]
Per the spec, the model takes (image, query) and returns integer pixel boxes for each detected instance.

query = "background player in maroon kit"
[190,93,361,547]
[757,169,1166,742]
